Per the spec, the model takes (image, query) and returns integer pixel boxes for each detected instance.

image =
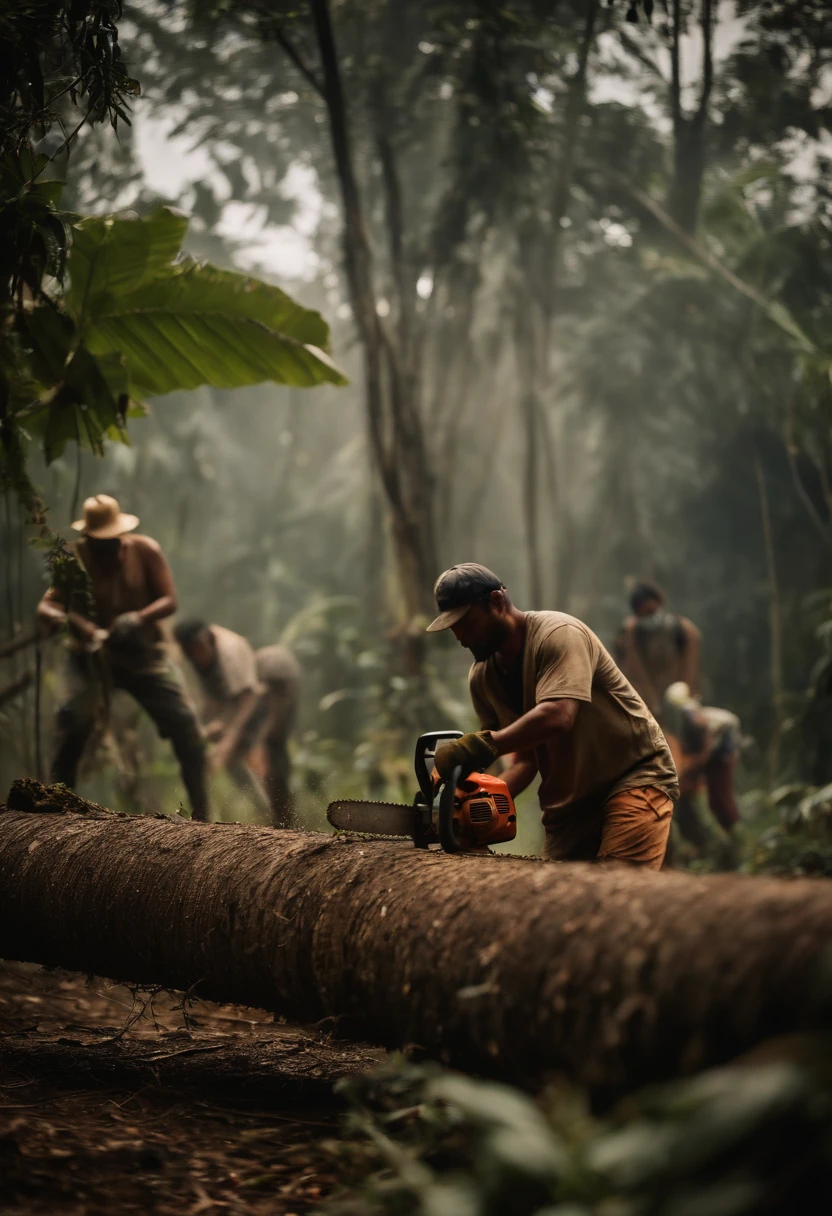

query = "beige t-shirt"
[469,612,678,838]
[255,645,302,687]
[200,625,264,724]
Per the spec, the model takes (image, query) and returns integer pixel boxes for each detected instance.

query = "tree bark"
[308,0,437,641]
[668,0,713,235]
[0,1024,383,1102]
[514,304,545,608]
[5,782,832,1096]
[518,0,598,608]
[754,448,784,785]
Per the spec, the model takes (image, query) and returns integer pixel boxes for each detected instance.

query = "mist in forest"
[3,0,832,859]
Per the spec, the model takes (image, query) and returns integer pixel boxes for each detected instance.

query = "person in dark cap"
[427,563,679,867]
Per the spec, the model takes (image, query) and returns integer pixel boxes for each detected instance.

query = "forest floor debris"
[0,959,384,1214]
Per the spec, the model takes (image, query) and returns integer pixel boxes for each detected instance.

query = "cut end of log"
[5,778,122,818]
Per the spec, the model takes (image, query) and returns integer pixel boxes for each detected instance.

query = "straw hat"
[71,494,139,539]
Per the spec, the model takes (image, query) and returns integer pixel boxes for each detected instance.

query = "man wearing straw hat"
[36,494,209,820]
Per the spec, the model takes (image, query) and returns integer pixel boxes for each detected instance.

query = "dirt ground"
[0,960,385,1214]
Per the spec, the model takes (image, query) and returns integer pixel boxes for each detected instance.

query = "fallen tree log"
[2,779,832,1093]
[0,1026,382,1103]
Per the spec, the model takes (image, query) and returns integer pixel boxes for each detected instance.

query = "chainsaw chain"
[329,827,542,863]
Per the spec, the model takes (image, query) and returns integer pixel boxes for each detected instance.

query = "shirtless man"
[614,580,701,718]
[36,494,208,819]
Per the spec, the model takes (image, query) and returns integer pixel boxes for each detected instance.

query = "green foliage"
[0,148,70,301]
[0,0,346,559]
[0,0,138,162]
[0,1,140,314]
[747,783,832,877]
[72,217,345,396]
[1,205,346,528]
[325,1051,832,1215]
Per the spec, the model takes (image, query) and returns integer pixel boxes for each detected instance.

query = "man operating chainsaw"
[427,564,679,867]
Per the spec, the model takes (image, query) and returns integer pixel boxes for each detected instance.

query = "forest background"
[2,0,832,866]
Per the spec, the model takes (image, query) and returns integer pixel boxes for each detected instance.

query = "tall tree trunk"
[515,302,545,607]
[5,781,832,1096]
[309,0,437,645]
[519,0,599,608]
[668,0,713,235]
[754,448,784,784]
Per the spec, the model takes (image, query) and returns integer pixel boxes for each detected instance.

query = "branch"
[616,28,668,83]
[0,670,33,710]
[607,168,818,355]
[785,442,832,550]
[0,629,38,661]
[273,26,325,99]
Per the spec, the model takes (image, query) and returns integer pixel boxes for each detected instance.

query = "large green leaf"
[141,256,335,349]
[66,208,189,322]
[65,209,347,393]
[80,259,347,395]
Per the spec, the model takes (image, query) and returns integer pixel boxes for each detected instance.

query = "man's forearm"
[37,601,66,628]
[500,752,538,797]
[137,595,176,625]
[491,699,578,755]
[219,690,259,755]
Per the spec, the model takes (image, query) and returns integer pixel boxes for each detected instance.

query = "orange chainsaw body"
[448,770,517,847]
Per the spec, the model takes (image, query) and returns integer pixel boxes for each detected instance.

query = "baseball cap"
[426,563,504,632]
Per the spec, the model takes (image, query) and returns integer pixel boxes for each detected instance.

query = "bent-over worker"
[174,621,298,826]
[427,564,679,868]
[252,644,301,828]
[662,680,741,854]
[37,495,209,820]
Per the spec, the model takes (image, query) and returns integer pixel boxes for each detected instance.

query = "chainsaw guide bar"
[326,799,418,838]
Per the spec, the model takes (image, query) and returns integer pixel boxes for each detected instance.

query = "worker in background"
[426,563,679,868]
[174,621,299,827]
[614,579,701,717]
[251,644,302,828]
[36,495,209,820]
[662,680,742,861]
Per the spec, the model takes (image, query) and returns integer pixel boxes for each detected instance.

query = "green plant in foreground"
[322,1049,832,1215]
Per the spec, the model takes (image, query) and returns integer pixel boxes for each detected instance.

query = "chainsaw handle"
[438,764,464,854]
[414,730,463,803]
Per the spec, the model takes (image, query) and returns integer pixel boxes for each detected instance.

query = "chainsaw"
[326,730,517,854]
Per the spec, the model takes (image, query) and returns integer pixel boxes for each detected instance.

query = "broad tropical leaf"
[81,261,346,395]
[65,208,347,393]
[66,208,190,320]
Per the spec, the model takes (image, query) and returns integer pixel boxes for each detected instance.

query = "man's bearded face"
[451,600,508,661]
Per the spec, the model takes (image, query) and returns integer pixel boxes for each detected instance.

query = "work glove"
[434,731,498,781]
[108,611,143,642]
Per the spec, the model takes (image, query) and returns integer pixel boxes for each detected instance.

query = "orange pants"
[543,785,674,870]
